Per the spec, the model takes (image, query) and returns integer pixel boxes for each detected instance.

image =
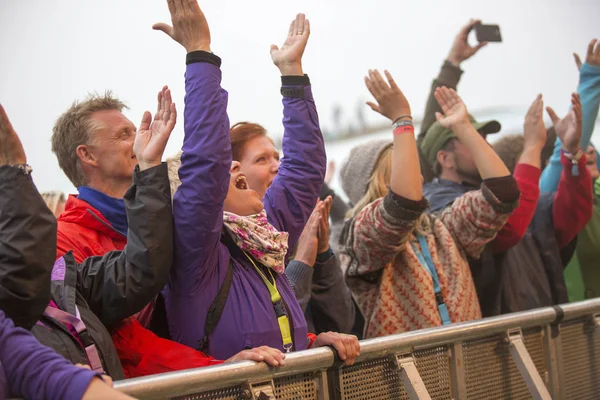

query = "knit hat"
[340,139,393,206]
[419,115,501,167]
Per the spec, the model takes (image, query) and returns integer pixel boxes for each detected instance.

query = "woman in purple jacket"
[156,1,359,363]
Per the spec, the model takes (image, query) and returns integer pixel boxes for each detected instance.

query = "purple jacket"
[163,55,326,360]
[0,309,99,400]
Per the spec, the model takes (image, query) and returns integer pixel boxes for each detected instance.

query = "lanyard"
[44,305,105,373]
[242,251,294,353]
[410,235,451,325]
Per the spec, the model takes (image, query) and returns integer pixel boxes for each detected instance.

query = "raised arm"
[434,87,519,256]
[490,95,545,253]
[77,87,176,329]
[540,39,600,193]
[264,14,327,253]
[154,0,231,291]
[549,94,594,248]
[0,105,56,330]
[419,19,487,139]
[345,69,428,276]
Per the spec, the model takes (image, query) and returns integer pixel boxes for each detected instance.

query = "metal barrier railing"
[113,298,600,400]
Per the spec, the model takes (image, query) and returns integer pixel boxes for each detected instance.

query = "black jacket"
[31,163,174,379]
[0,166,56,329]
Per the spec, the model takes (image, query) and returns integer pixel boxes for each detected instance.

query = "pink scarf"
[223,210,289,274]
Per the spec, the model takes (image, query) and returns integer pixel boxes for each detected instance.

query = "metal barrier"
[114,299,600,399]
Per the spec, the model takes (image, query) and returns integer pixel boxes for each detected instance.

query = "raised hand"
[546,93,582,154]
[573,39,600,71]
[523,94,547,150]
[270,13,310,76]
[153,0,211,53]
[294,202,322,266]
[317,196,332,254]
[134,86,177,171]
[0,104,26,166]
[434,87,470,131]
[447,19,488,66]
[365,69,411,122]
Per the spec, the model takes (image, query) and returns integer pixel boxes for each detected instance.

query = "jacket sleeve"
[345,192,428,276]
[169,57,231,295]
[76,163,173,329]
[0,309,99,400]
[553,153,594,249]
[285,260,314,311]
[309,251,356,334]
[418,61,463,141]
[0,166,56,329]
[439,179,519,259]
[490,164,540,253]
[264,75,327,256]
[540,63,600,193]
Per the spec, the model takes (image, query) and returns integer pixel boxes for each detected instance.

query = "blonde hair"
[166,150,183,199]
[41,191,66,216]
[347,147,429,234]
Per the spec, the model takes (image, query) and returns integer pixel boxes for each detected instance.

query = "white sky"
[1,0,599,194]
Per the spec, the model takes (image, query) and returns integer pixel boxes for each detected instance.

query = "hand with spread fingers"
[153,0,211,53]
[573,38,600,70]
[546,93,583,155]
[434,86,470,131]
[0,104,26,166]
[365,69,411,122]
[270,13,310,76]
[227,346,287,367]
[447,19,488,67]
[312,331,360,366]
[133,86,177,171]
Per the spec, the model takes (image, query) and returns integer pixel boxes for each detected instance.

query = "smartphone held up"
[474,23,502,43]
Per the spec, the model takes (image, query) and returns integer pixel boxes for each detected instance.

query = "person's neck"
[85,177,130,199]
[439,170,479,187]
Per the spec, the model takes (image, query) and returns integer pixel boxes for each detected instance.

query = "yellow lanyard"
[242,251,294,353]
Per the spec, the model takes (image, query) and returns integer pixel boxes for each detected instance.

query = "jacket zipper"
[86,209,126,238]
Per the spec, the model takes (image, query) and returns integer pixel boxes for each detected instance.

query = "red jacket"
[56,195,127,262]
[56,194,221,378]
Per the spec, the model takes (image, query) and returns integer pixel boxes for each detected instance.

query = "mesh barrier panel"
[463,331,538,400]
[274,372,318,400]
[173,385,245,400]
[413,346,452,399]
[339,357,407,399]
[560,317,600,399]
[522,328,547,383]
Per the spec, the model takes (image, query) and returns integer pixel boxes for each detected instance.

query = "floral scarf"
[223,210,289,274]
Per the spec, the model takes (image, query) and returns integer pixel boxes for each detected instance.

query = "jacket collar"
[58,195,125,240]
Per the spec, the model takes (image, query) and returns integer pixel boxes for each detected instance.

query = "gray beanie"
[340,139,393,206]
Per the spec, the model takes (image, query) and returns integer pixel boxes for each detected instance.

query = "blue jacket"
[164,56,326,359]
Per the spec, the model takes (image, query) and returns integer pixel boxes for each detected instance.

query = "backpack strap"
[198,232,238,352]
[44,305,105,374]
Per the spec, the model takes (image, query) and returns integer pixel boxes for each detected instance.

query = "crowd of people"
[1,1,599,399]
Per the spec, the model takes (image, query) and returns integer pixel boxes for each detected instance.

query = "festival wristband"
[393,125,415,136]
[392,119,413,130]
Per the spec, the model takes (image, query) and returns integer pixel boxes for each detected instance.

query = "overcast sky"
[1,0,599,193]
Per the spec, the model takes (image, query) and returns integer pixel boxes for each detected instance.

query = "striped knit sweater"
[340,184,517,339]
